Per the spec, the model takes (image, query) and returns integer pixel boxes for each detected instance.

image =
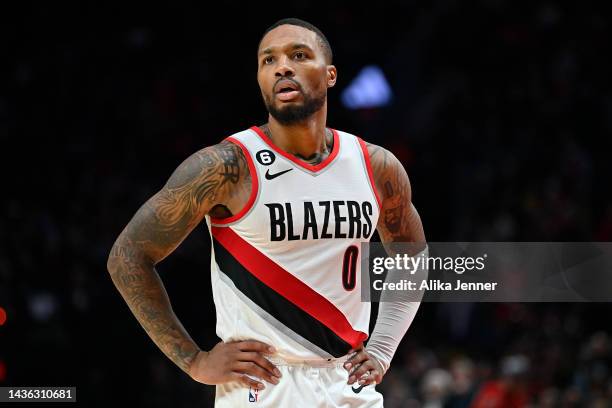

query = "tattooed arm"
[107,141,281,389]
[368,143,425,245]
[344,142,426,386]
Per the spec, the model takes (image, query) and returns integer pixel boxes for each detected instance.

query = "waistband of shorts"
[267,353,352,368]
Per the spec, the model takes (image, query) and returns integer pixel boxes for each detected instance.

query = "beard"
[264,88,326,125]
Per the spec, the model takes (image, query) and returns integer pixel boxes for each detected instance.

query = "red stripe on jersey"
[357,137,382,210]
[210,137,259,225]
[211,225,368,348]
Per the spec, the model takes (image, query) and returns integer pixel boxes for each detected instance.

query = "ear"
[326,65,337,88]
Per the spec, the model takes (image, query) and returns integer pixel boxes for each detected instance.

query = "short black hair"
[260,18,333,64]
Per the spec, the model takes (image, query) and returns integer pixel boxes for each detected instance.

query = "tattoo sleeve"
[367,143,426,248]
[365,143,426,375]
[106,141,247,374]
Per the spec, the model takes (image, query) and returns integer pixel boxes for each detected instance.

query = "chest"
[242,153,378,243]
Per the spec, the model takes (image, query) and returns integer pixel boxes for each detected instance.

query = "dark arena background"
[2,1,611,407]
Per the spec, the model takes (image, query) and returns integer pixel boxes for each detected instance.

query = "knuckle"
[240,375,256,386]
[355,367,368,376]
[260,357,274,369]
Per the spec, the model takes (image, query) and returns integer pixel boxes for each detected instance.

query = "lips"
[274,79,301,102]
[274,79,300,94]
[277,90,300,101]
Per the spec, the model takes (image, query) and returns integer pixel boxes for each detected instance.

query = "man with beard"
[107,18,426,407]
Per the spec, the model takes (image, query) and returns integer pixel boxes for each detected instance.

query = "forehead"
[259,24,319,53]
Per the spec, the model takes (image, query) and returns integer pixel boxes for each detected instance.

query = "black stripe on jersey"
[213,238,352,357]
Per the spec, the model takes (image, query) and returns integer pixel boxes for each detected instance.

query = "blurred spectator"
[470,355,530,408]
[445,358,478,408]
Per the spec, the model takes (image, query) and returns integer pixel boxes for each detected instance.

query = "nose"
[274,55,295,78]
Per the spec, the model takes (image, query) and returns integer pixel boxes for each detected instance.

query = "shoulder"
[363,141,397,169]
[164,139,249,207]
[361,141,410,198]
[357,139,413,214]
[167,140,246,184]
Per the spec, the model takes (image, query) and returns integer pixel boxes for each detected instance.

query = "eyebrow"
[259,43,313,56]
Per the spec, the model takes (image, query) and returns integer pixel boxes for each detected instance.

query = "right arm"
[107,141,280,389]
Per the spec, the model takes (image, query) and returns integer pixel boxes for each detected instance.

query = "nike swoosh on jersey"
[265,168,293,180]
[351,384,365,393]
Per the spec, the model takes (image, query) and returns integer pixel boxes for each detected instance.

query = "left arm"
[368,143,425,244]
[344,142,426,386]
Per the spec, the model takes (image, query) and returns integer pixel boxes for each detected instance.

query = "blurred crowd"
[380,303,612,407]
[1,0,611,406]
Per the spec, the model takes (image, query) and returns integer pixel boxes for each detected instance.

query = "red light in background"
[0,307,6,326]
[0,360,6,382]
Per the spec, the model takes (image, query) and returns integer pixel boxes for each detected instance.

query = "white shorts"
[214,355,384,407]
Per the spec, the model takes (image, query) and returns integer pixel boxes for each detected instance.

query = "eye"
[294,51,306,60]
[263,56,274,65]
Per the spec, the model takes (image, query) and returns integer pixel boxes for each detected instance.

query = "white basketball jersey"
[206,125,381,361]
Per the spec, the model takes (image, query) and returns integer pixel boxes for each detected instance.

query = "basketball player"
[107,18,426,407]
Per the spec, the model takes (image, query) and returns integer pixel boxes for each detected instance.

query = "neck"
[264,108,330,162]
